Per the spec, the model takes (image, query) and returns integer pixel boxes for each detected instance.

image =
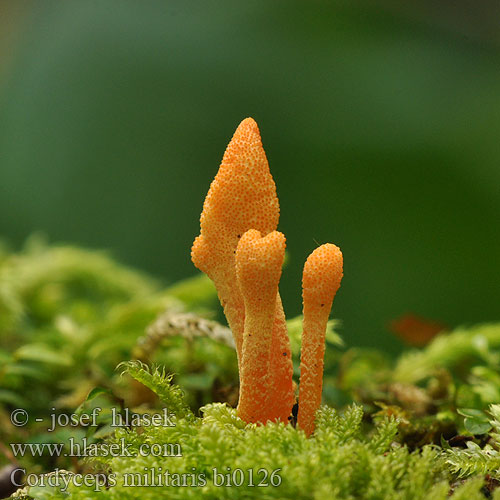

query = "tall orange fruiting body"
[191,118,278,358]
[297,244,343,436]
[191,118,294,424]
[235,229,286,423]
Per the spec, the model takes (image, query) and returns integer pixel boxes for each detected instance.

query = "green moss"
[1,241,500,499]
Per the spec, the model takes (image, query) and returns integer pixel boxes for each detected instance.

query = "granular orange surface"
[297,243,343,436]
[235,229,285,423]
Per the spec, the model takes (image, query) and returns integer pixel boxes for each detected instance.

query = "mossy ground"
[1,240,499,499]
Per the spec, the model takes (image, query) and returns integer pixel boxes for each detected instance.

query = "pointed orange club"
[191,118,294,423]
[297,244,343,436]
[191,118,279,356]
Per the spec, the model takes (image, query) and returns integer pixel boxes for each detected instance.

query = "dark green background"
[1,1,499,351]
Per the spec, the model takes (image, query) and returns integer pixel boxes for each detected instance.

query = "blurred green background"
[0,1,498,352]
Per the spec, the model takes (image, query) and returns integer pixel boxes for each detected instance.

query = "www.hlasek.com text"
[11,437,182,459]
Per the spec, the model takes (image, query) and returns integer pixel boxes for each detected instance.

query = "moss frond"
[118,360,191,419]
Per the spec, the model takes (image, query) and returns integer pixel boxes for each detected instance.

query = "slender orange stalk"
[266,295,295,422]
[297,244,343,436]
[235,229,286,424]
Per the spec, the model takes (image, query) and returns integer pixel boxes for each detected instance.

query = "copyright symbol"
[11,409,29,427]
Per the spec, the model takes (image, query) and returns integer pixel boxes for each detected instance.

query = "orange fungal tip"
[302,244,343,305]
[236,230,286,296]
